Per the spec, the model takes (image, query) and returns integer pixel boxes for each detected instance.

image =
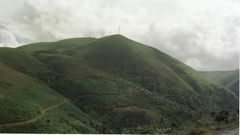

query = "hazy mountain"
[201,70,239,95]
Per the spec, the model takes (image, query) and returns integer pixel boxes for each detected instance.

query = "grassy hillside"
[0,63,61,123]
[0,34,238,133]
[20,37,97,55]
[0,55,100,133]
[0,48,49,74]
[201,70,239,95]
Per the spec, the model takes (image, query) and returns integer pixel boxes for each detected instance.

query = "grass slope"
[0,63,62,124]
[0,53,100,133]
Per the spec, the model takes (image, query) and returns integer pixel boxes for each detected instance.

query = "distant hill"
[200,70,239,95]
[0,35,238,133]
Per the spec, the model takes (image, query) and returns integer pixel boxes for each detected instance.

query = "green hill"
[200,70,239,95]
[0,35,238,133]
[0,52,100,133]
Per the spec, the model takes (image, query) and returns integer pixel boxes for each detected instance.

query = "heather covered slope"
[0,35,238,133]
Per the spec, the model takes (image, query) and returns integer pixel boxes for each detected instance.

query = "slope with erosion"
[17,34,239,133]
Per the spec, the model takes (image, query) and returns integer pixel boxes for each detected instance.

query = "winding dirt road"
[0,99,68,128]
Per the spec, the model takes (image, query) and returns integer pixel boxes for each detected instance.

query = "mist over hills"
[0,35,238,133]
[201,70,239,95]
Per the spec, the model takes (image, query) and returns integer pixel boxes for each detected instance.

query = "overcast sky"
[0,0,239,71]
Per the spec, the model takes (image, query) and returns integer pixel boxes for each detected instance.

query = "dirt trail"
[0,99,68,128]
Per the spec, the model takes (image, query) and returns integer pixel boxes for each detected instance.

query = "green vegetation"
[0,63,100,133]
[0,34,238,133]
[0,63,61,124]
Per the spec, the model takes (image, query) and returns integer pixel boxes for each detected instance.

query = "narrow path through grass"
[0,99,68,128]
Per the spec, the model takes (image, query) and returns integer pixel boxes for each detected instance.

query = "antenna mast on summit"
[118,26,121,34]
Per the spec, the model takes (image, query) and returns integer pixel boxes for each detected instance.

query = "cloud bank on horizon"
[0,0,239,71]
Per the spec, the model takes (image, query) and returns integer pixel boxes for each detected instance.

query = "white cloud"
[0,29,21,48]
[0,0,239,70]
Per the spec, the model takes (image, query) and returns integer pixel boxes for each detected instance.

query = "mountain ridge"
[0,34,238,133]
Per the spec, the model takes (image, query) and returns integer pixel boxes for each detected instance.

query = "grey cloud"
[12,1,67,41]
[141,21,239,71]
[0,0,239,71]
